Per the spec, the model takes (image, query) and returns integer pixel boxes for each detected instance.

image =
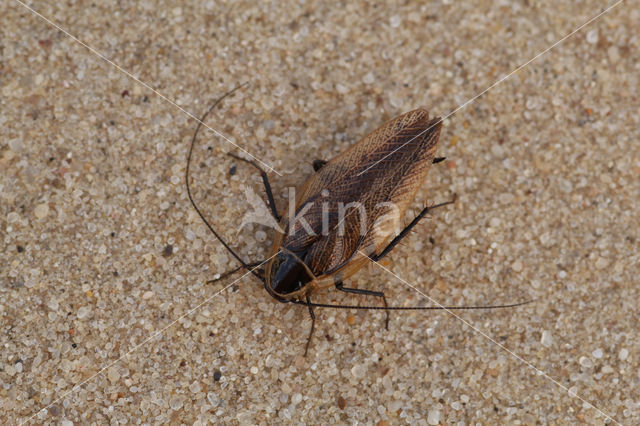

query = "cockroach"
[186,86,529,355]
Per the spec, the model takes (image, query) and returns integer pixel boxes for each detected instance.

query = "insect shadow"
[186,84,531,355]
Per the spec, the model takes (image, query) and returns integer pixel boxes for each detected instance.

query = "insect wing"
[283,109,442,278]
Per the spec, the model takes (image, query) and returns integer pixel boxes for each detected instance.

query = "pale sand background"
[2,0,639,424]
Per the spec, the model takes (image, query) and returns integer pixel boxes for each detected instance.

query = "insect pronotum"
[186,85,529,355]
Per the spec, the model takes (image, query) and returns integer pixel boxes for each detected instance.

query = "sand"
[2,0,639,424]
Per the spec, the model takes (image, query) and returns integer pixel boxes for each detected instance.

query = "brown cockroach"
[186,86,529,355]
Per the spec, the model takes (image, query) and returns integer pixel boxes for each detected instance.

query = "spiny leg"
[371,194,457,262]
[206,260,265,284]
[228,152,280,221]
[335,281,389,329]
[304,294,315,357]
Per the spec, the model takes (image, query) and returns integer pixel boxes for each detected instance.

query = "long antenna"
[185,83,264,282]
[290,298,534,310]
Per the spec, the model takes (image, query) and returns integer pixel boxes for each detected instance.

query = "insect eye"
[270,253,311,295]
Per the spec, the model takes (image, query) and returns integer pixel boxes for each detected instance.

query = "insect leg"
[335,282,389,329]
[206,260,265,284]
[227,153,280,221]
[304,294,316,357]
[312,159,327,171]
[371,194,457,262]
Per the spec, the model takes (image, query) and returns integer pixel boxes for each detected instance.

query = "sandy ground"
[2,0,639,424]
